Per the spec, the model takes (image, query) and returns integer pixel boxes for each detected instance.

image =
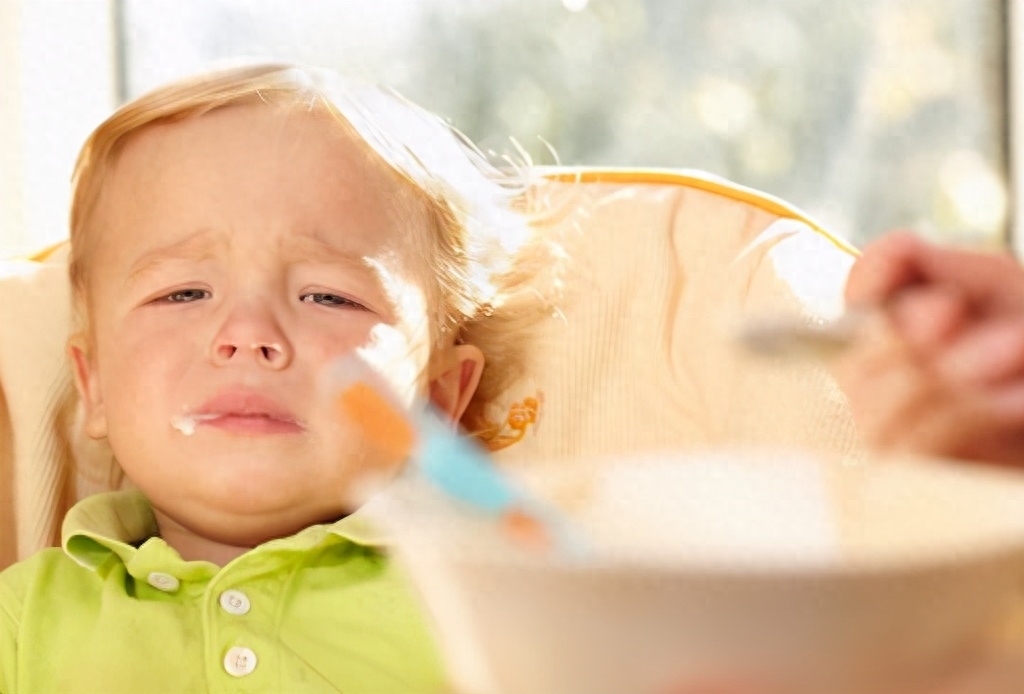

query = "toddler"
[0,63,549,693]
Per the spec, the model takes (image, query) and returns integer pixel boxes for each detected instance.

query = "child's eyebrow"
[283,233,402,315]
[280,232,373,270]
[124,230,225,287]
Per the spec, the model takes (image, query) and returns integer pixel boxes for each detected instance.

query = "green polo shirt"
[0,491,447,693]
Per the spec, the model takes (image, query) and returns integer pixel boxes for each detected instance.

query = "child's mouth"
[198,413,304,435]
[172,391,305,436]
[171,412,304,436]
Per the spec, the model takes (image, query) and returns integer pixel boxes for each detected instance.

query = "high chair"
[479,168,860,467]
[0,167,860,567]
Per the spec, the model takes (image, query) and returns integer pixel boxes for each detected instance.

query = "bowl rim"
[403,450,1024,578]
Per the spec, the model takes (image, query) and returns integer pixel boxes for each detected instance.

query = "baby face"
[72,102,444,545]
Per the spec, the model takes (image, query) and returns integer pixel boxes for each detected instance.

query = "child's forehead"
[102,102,419,218]
[88,101,438,280]
[116,102,376,176]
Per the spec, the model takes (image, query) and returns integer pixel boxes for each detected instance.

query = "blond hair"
[59,63,560,491]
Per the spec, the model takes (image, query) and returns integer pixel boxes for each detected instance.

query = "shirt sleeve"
[0,567,21,694]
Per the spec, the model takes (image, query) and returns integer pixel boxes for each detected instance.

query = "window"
[1,0,118,258]
[1,0,1012,256]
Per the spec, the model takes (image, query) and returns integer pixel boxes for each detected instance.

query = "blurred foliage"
[123,0,1007,246]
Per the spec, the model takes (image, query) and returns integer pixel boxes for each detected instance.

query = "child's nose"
[213,340,291,369]
[210,311,293,370]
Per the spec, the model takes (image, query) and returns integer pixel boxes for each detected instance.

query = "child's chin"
[190,506,350,546]
[157,482,349,535]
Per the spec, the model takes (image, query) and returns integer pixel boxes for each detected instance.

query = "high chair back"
[480,169,859,468]
[0,167,860,568]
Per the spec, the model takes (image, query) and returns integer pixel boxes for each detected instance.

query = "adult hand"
[834,231,1024,466]
[922,654,1024,694]
[653,655,1024,694]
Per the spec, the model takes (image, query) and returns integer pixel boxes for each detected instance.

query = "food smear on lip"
[174,391,309,436]
[170,414,220,436]
[170,411,304,436]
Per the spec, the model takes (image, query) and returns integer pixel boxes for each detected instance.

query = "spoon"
[737,311,870,360]
[327,354,589,557]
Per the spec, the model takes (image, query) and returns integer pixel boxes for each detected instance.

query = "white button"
[146,572,180,592]
[223,646,257,677]
[219,589,251,616]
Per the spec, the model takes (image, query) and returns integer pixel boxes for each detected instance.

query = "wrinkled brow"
[124,229,226,288]
[279,231,372,269]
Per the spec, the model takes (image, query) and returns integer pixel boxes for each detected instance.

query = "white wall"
[0,0,118,258]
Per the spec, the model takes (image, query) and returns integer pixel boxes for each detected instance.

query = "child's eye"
[163,289,210,303]
[300,293,368,310]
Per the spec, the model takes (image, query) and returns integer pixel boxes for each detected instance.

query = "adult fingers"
[909,243,1024,315]
[923,653,1024,694]
[887,285,970,356]
[955,380,1024,468]
[833,319,1024,460]
[832,322,939,450]
[986,378,1024,422]
[881,393,1016,461]
[847,231,1024,314]
[936,316,1024,386]
[653,673,787,694]
[869,378,1024,466]
[954,429,1024,469]
[846,231,927,306]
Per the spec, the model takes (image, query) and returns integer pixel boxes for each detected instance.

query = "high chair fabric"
[481,169,860,467]
[0,167,861,569]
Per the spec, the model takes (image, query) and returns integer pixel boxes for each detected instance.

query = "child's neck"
[152,509,252,566]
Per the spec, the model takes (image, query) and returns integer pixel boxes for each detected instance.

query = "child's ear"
[68,335,108,439]
[428,344,485,424]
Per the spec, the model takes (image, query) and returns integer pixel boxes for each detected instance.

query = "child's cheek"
[355,323,430,406]
[99,322,199,410]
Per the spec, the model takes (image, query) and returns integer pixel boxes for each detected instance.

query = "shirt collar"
[62,489,390,572]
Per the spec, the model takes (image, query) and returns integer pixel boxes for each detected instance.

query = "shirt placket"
[203,553,287,693]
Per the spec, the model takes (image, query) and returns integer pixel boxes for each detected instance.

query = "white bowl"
[389,451,1024,694]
